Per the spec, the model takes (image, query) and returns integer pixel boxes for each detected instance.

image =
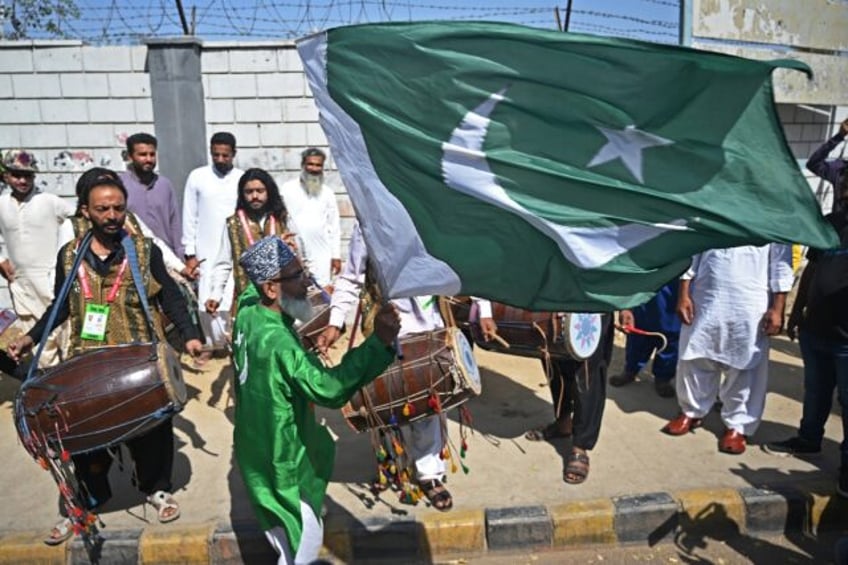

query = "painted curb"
[1,484,845,563]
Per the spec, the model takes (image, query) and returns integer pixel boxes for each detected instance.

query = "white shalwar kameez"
[676,244,794,436]
[181,165,242,348]
[279,178,340,288]
[0,190,75,367]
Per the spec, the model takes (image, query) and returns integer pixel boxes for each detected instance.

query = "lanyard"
[76,244,128,303]
[237,210,276,246]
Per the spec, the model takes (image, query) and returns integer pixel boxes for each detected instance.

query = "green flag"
[297,22,836,311]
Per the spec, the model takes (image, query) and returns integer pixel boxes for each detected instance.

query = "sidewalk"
[1,333,845,563]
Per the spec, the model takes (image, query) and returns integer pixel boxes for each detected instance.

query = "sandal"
[524,420,572,442]
[420,478,453,512]
[147,490,181,523]
[44,517,73,546]
[563,451,590,485]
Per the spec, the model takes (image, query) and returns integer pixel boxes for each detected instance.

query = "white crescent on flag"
[440,90,688,269]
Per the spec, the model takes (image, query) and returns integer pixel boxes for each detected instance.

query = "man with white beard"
[231,235,399,565]
[278,148,341,291]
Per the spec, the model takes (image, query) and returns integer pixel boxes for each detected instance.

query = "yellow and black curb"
[1,484,845,564]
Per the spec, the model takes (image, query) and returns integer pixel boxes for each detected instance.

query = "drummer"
[231,235,400,565]
[317,222,496,512]
[9,171,203,545]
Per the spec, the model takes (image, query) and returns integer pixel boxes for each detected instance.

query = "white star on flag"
[587,125,673,183]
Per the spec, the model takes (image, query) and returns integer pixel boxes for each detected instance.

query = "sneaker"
[609,372,637,387]
[763,437,821,458]
[654,379,675,398]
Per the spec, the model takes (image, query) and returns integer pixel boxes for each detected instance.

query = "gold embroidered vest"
[61,234,164,355]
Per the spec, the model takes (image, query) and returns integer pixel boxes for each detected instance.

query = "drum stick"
[489,332,510,349]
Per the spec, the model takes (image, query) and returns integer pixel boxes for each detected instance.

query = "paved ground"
[1,330,845,558]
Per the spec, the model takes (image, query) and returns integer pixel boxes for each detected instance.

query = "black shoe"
[763,437,821,458]
[654,379,675,398]
[609,372,637,387]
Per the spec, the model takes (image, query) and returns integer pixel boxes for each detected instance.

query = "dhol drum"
[467,302,603,361]
[162,270,204,351]
[296,288,332,352]
[342,327,481,432]
[15,342,186,456]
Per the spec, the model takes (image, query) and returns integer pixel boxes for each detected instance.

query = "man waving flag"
[297,22,836,311]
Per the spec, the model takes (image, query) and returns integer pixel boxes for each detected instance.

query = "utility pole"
[564,0,573,32]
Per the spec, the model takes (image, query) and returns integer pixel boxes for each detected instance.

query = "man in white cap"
[0,149,75,366]
[231,235,400,565]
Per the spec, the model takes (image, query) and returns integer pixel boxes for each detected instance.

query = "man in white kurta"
[0,150,75,367]
[181,133,243,351]
[664,244,794,453]
[278,148,341,289]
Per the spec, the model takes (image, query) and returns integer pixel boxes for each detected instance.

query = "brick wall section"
[200,41,355,239]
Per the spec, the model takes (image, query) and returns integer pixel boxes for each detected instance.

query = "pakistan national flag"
[297,22,837,311]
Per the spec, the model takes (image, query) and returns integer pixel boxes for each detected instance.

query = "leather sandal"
[525,420,572,442]
[147,490,181,523]
[420,479,453,512]
[563,451,590,485]
[44,517,73,546]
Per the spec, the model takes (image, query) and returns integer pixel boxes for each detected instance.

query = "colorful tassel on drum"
[391,437,404,457]
[460,439,468,459]
[402,402,416,417]
[375,446,388,463]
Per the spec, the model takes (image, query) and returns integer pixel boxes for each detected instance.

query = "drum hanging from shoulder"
[342,327,480,432]
[15,342,186,456]
[468,302,602,361]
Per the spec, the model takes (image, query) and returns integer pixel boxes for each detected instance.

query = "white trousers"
[9,275,66,368]
[676,356,769,436]
[264,500,323,565]
[409,415,446,481]
[198,311,231,350]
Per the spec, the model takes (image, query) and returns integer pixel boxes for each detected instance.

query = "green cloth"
[297,22,836,311]
[231,285,394,552]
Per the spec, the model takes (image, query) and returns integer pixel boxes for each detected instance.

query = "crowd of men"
[0,119,846,563]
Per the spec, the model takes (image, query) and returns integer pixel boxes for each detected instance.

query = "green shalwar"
[232,286,394,553]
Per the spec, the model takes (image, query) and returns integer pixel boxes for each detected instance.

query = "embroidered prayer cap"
[239,236,297,284]
[1,149,38,173]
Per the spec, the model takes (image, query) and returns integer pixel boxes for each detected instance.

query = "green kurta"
[232,286,394,552]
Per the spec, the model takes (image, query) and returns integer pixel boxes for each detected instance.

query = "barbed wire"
[13,0,679,44]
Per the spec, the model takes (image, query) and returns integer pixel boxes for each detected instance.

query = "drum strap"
[122,235,159,349]
[25,231,94,383]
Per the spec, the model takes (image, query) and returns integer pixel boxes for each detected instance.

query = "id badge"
[81,303,110,341]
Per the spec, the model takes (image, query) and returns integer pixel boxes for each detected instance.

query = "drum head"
[162,343,187,405]
[450,327,481,395]
[565,313,602,360]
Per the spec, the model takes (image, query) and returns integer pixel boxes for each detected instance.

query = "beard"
[300,171,323,197]
[279,295,315,325]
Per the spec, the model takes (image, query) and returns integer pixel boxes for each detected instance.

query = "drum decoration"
[161,270,204,351]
